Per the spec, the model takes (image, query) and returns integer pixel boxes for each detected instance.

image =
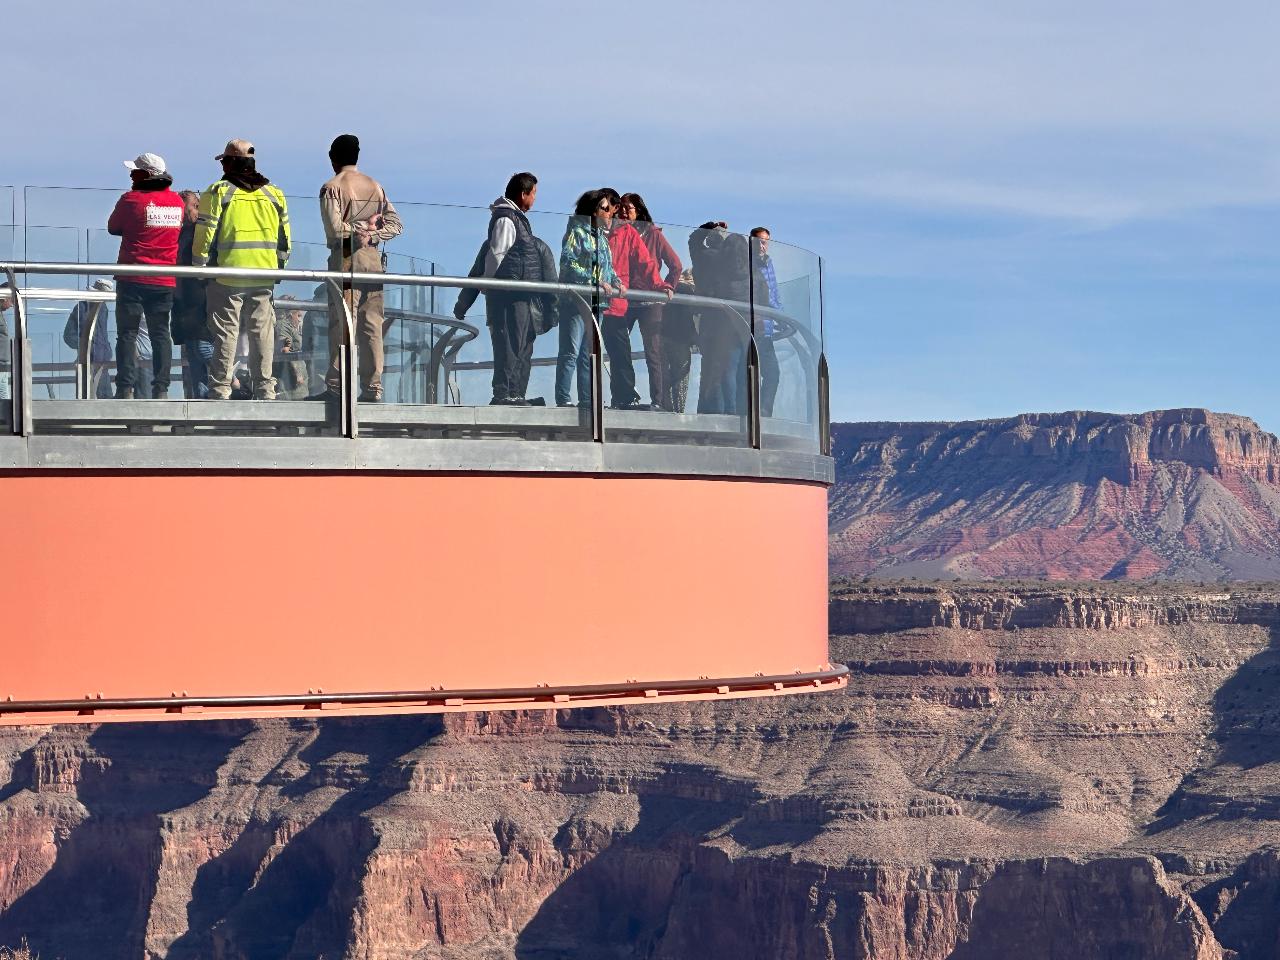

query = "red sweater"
[107,187,184,287]
[637,223,682,290]
[606,222,672,317]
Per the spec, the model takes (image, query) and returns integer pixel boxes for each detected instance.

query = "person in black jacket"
[689,221,750,415]
[173,190,214,398]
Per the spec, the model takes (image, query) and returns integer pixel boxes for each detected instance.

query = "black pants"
[486,295,535,401]
[758,336,780,417]
[602,312,640,408]
[640,305,696,411]
[115,283,173,396]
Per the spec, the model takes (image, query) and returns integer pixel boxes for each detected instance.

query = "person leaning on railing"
[556,189,622,409]
[600,187,673,411]
[750,227,782,418]
[61,278,115,399]
[191,139,291,401]
[274,296,309,401]
[619,192,685,412]
[318,134,402,404]
[688,221,750,416]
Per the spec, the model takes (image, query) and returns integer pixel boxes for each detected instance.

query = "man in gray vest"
[483,172,542,405]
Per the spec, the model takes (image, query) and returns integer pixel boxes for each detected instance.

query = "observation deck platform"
[0,193,841,723]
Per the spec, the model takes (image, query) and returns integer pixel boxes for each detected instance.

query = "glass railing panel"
[612,220,754,447]
[380,251,443,405]
[0,290,9,411]
[6,187,829,454]
[23,186,120,238]
[611,209,690,416]
[0,199,13,413]
[759,235,821,453]
[387,200,584,420]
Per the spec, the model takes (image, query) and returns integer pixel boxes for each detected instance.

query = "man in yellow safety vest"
[192,138,291,400]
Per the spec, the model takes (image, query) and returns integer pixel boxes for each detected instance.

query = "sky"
[6,0,1280,428]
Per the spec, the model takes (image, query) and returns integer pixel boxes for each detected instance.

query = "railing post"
[4,267,25,436]
[76,301,103,400]
[745,337,762,450]
[325,278,358,439]
[19,339,31,436]
[747,235,760,450]
[573,291,605,444]
[818,352,831,456]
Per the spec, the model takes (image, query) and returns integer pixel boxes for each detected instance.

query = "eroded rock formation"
[2,584,1280,957]
[830,409,1280,580]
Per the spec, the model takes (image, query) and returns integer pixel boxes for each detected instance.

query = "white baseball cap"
[123,153,167,176]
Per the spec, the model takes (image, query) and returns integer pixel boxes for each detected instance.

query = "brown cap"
[214,138,255,161]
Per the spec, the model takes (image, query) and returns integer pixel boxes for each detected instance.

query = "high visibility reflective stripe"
[222,240,281,250]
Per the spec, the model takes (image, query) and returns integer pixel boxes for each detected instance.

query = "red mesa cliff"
[830,409,1280,580]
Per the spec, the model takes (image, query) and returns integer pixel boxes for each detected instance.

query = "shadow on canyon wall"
[166,715,446,960]
[0,722,246,960]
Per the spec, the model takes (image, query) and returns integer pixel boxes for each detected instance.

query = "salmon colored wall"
[0,474,829,703]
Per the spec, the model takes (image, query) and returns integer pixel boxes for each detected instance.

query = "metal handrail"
[1,261,828,450]
[60,291,480,403]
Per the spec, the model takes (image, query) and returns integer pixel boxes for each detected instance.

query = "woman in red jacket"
[600,188,672,410]
[620,193,686,411]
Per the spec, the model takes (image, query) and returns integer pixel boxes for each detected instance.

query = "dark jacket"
[61,301,112,362]
[688,224,749,303]
[459,236,558,333]
[172,221,211,344]
[531,237,560,334]
[490,203,542,295]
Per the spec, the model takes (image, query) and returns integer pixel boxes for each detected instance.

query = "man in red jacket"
[107,152,183,399]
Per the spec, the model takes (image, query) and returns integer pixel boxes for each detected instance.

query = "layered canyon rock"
[1,584,1280,957]
[830,409,1280,580]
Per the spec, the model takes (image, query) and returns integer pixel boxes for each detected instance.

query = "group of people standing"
[52,138,786,412]
[99,134,397,402]
[468,173,785,415]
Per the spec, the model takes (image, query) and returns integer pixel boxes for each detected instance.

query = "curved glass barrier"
[0,187,12,414]
[759,235,822,454]
[6,185,825,455]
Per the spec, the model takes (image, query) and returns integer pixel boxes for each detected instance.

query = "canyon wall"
[1,585,1280,957]
[830,409,1280,580]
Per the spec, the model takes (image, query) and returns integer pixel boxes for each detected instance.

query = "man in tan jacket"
[319,134,403,402]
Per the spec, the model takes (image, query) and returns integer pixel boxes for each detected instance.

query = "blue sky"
[6,0,1280,428]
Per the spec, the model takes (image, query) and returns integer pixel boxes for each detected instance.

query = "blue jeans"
[185,339,213,399]
[555,309,593,406]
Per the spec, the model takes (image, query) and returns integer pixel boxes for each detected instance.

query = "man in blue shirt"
[750,227,782,417]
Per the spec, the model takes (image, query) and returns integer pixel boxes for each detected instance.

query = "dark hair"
[329,133,360,165]
[572,189,601,217]
[750,226,771,238]
[505,172,538,203]
[597,187,621,207]
[621,192,654,223]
